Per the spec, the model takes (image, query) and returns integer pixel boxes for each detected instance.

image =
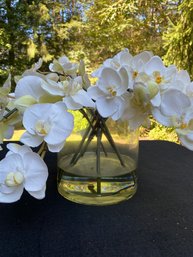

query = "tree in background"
[0,0,188,142]
[0,0,187,84]
[82,0,179,68]
[163,0,193,77]
[0,0,89,82]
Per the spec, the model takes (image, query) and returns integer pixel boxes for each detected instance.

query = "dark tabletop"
[1,140,193,257]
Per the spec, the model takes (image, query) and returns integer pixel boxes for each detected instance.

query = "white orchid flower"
[41,77,95,110]
[21,102,74,152]
[15,76,48,102]
[174,71,193,99]
[175,70,191,85]
[92,49,153,80]
[15,58,59,84]
[177,124,193,151]
[92,49,132,77]
[121,85,152,129]
[122,100,151,130]
[128,51,153,83]
[31,58,43,71]
[14,76,62,111]
[167,109,193,151]
[49,55,78,77]
[0,143,48,203]
[0,74,12,120]
[151,88,193,149]
[144,56,177,89]
[0,76,20,144]
[6,143,33,156]
[88,67,129,120]
[153,89,191,126]
[1,74,11,95]
[133,57,177,108]
[0,122,14,143]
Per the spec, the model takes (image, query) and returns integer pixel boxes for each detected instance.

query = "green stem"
[3,108,18,120]
[70,110,125,172]
[38,142,47,159]
[72,117,100,164]
[100,118,125,167]
[70,115,96,165]
[96,127,102,195]
[80,109,108,156]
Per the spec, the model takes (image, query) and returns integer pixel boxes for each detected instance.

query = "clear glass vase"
[57,110,139,206]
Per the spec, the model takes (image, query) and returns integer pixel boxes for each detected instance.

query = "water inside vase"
[57,152,137,206]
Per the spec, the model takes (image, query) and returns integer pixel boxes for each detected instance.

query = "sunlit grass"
[6,130,25,141]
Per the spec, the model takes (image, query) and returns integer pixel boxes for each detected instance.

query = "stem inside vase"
[57,110,139,205]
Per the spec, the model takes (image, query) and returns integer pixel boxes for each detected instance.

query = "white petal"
[45,126,70,145]
[4,126,14,139]
[23,152,48,191]
[121,95,137,120]
[0,183,17,194]
[128,115,147,130]
[6,143,32,157]
[63,96,82,110]
[150,93,161,107]
[186,133,193,141]
[20,132,43,147]
[45,106,73,144]
[52,110,74,132]
[176,70,190,84]
[152,108,173,127]
[47,141,65,152]
[58,55,69,64]
[23,103,52,133]
[22,71,45,80]
[49,61,64,73]
[165,65,177,79]
[0,154,24,182]
[87,85,105,100]
[184,110,193,124]
[111,97,125,120]
[96,97,117,118]
[15,76,46,100]
[99,68,122,92]
[41,79,64,96]
[178,134,193,151]
[92,67,103,77]
[145,56,165,75]
[119,49,133,65]
[118,67,129,95]
[161,89,191,116]
[28,185,46,199]
[45,73,59,82]
[133,51,153,64]
[72,89,95,108]
[0,186,23,203]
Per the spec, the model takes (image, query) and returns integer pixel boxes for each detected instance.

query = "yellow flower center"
[155,75,162,84]
[153,71,163,84]
[108,87,117,97]
[35,120,50,136]
[132,71,138,79]
[5,171,24,187]
[180,122,188,129]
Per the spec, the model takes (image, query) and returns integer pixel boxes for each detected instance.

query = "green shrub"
[140,118,179,143]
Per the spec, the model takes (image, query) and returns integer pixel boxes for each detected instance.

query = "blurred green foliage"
[140,118,179,143]
[70,111,88,132]
[0,0,190,143]
[0,0,183,83]
[163,0,193,78]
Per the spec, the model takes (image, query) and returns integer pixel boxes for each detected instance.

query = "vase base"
[57,152,137,206]
[58,180,137,206]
